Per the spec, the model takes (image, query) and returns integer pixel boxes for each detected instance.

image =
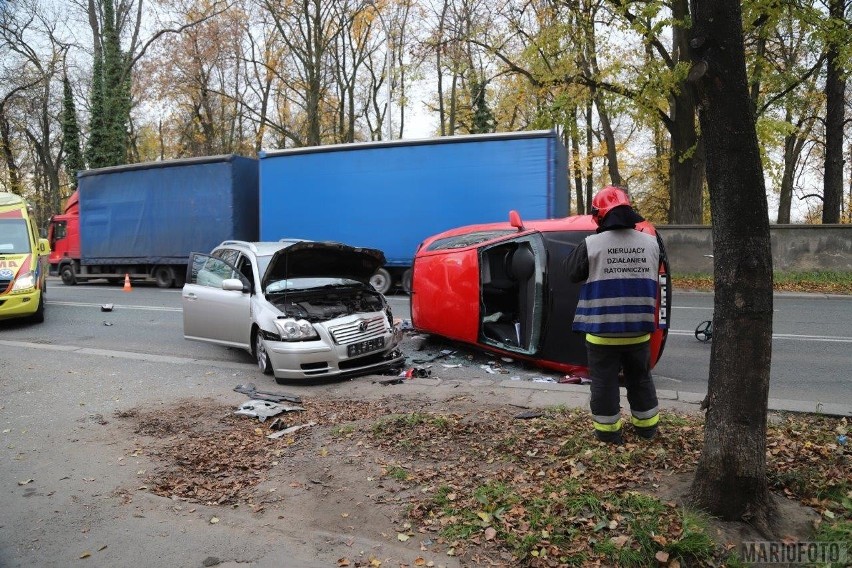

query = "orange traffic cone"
[123,273,132,292]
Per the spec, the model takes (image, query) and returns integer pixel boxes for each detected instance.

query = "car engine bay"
[268,286,386,322]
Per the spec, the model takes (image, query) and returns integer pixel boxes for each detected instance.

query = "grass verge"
[673,271,852,294]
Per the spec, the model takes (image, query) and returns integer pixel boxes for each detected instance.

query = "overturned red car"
[410,211,670,375]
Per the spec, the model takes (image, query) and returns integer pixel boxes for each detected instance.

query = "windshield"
[426,230,516,251]
[0,219,31,254]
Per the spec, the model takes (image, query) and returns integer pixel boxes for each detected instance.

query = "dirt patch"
[113,396,846,567]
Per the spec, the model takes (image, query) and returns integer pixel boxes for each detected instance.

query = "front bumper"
[266,324,405,380]
[0,290,41,321]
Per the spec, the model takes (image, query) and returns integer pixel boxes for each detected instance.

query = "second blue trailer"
[258,130,569,293]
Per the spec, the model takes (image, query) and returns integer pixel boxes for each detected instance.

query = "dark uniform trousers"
[586,339,659,442]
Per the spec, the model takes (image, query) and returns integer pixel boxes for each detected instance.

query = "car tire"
[369,268,392,294]
[154,266,175,288]
[30,292,45,323]
[60,265,77,285]
[254,331,273,375]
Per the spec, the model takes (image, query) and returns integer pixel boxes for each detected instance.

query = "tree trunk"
[570,106,585,214]
[822,0,846,224]
[688,0,777,537]
[584,101,593,208]
[0,101,23,195]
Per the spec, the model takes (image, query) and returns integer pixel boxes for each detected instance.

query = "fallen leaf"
[484,527,497,541]
[397,533,410,542]
[655,550,669,564]
[17,479,33,486]
[210,517,219,524]
[337,559,350,567]
[610,535,629,549]
[98,545,108,552]
[79,552,91,559]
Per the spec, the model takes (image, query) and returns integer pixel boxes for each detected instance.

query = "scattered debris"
[412,349,456,364]
[441,363,462,368]
[399,366,432,379]
[560,374,591,385]
[234,400,305,422]
[513,410,544,419]
[531,376,557,383]
[375,378,404,386]
[100,304,114,312]
[102,321,113,326]
[266,421,317,439]
[233,383,302,404]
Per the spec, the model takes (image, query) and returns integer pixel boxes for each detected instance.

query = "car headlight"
[12,271,36,292]
[274,318,319,340]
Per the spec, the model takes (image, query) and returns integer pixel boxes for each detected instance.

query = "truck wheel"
[254,331,273,376]
[60,265,77,285]
[154,266,175,288]
[369,268,392,295]
[401,269,413,294]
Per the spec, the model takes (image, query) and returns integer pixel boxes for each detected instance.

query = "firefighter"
[566,186,664,444]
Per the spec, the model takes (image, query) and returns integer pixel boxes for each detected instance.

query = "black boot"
[594,429,624,445]
[634,425,658,440]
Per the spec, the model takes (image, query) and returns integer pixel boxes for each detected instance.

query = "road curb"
[490,379,852,417]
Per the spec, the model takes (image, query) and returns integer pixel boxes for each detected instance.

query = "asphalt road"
[2,277,850,404]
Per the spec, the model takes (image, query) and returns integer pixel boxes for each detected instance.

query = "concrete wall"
[656,225,852,273]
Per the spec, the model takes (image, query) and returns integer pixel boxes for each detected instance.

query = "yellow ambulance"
[0,192,50,323]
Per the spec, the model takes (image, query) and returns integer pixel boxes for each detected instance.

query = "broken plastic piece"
[267,421,316,439]
[234,399,305,422]
[100,304,114,312]
[233,383,302,404]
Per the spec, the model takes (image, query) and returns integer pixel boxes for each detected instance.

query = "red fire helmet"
[591,186,631,225]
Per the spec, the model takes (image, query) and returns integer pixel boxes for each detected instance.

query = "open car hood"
[263,241,385,288]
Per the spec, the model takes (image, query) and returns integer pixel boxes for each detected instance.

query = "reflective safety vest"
[572,229,660,336]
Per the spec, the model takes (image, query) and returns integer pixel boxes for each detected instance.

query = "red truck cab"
[47,190,81,284]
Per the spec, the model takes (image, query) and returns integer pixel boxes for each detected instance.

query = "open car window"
[188,253,248,289]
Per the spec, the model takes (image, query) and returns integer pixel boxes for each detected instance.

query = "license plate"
[347,337,385,357]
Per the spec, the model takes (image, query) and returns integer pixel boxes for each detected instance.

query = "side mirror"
[222,278,248,293]
[509,210,525,232]
[38,238,50,255]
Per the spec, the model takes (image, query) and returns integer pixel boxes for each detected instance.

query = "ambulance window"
[0,220,30,253]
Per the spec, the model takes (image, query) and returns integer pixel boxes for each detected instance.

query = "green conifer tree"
[86,0,130,168]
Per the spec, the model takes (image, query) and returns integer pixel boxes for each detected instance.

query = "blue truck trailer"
[258,130,569,293]
[49,155,259,288]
